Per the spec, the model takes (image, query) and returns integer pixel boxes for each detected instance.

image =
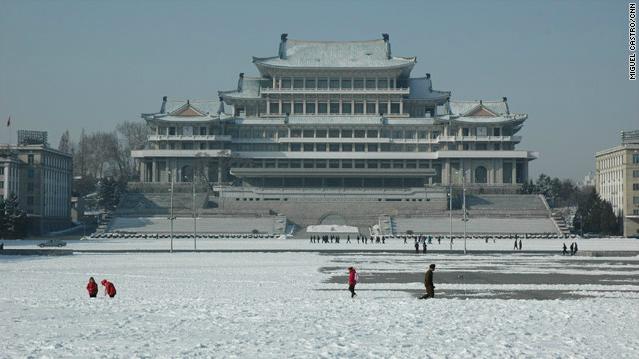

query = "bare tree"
[58,130,71,153]
[117,121,149,180]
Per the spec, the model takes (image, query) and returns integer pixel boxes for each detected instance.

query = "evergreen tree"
[0,198,6,239]
[573,188,620,235]
[1,194,27,239]
[97,177,125,211]
[58,130,71,153]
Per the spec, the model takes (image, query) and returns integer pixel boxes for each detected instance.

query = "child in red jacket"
[86,277,98,298]
[348,267,358,298]
[101,279,117,298]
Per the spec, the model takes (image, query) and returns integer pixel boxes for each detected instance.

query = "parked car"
[38,240,67,248]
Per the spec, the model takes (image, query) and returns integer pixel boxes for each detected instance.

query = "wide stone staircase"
[551,210,571,236]
[389,194,560,235]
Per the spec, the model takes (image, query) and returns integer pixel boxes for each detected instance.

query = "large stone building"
[595,130,639,237]
[132,34,536,202]
[0,135,73,235]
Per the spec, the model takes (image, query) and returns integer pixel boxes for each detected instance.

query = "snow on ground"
[3,236,639,252]
[1,252,639,358]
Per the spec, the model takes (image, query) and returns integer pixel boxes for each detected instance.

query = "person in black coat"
[420,264,436,299]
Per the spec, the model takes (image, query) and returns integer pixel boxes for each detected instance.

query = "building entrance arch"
[181,165,194,182]
[474,166,488,184]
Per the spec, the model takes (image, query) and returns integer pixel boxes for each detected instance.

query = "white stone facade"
[133,35,537,196]
[595,131,639,237]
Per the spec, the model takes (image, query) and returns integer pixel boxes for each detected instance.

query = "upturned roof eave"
[253,59,416,72]
[434,114,527,124]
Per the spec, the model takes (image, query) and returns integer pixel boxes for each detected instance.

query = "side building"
[0,138,73,235]
[595,130,639,237]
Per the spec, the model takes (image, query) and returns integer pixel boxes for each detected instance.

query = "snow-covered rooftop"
[253,39,416,69]
[407,76,450,102]
[219,77,263,100]
[447,100,509,117]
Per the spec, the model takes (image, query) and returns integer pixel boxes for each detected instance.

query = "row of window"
[599,155,624,170]
[157,126,224,136]
[235,128,440,139]
[634,153,639,164]
[268,101,401,115]
[269,77,403,90]
[156,143,228,150]
[153,141,514,152]
[231,142,513,152]
[234,159,438,169]
[152,126,514,140]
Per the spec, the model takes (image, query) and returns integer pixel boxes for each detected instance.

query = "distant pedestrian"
[513,239,518,250]
[414,240,419,253]
[346,235,351,243]
[573,242,578,255]
[570,242,574,255]
[422,242,427,254]
[404,236,407,244]
[348,267,358,298]
[86,277,98,298]
[438,236,441,245]
[101,279,117,298]
[518,239,522,251]
[562,243,568,256]
[420,264,436,299]
[0,242,3,250]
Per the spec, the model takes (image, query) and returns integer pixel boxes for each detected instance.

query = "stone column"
[151,159,157,183]
[4,163,9,197]
[511,160,517,184]
[217,160,223,183]
[139,161,146,182]
[442,159,450,186]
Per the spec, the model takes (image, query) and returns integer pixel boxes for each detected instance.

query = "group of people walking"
[414,237,429,253]
[86,277,117,298]
[310,234,388,244]
[562,242,579,255]
[513,239,523,250]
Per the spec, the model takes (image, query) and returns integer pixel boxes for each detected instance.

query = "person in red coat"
[86,277,98,298]
[101,279,117,298]
[348,267,358,298]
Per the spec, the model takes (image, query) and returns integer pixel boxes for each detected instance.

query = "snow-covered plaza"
[1,248,639,358]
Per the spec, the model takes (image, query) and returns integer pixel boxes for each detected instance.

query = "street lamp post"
[193,178,197,251]
[461,167,468,254]
[449,181,453,249]
[463,184,468,254]
[169,170,175,253]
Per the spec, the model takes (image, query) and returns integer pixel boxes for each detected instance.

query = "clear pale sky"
[1,0,637,180]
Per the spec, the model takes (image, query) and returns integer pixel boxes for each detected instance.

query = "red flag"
[6,116,9,127]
